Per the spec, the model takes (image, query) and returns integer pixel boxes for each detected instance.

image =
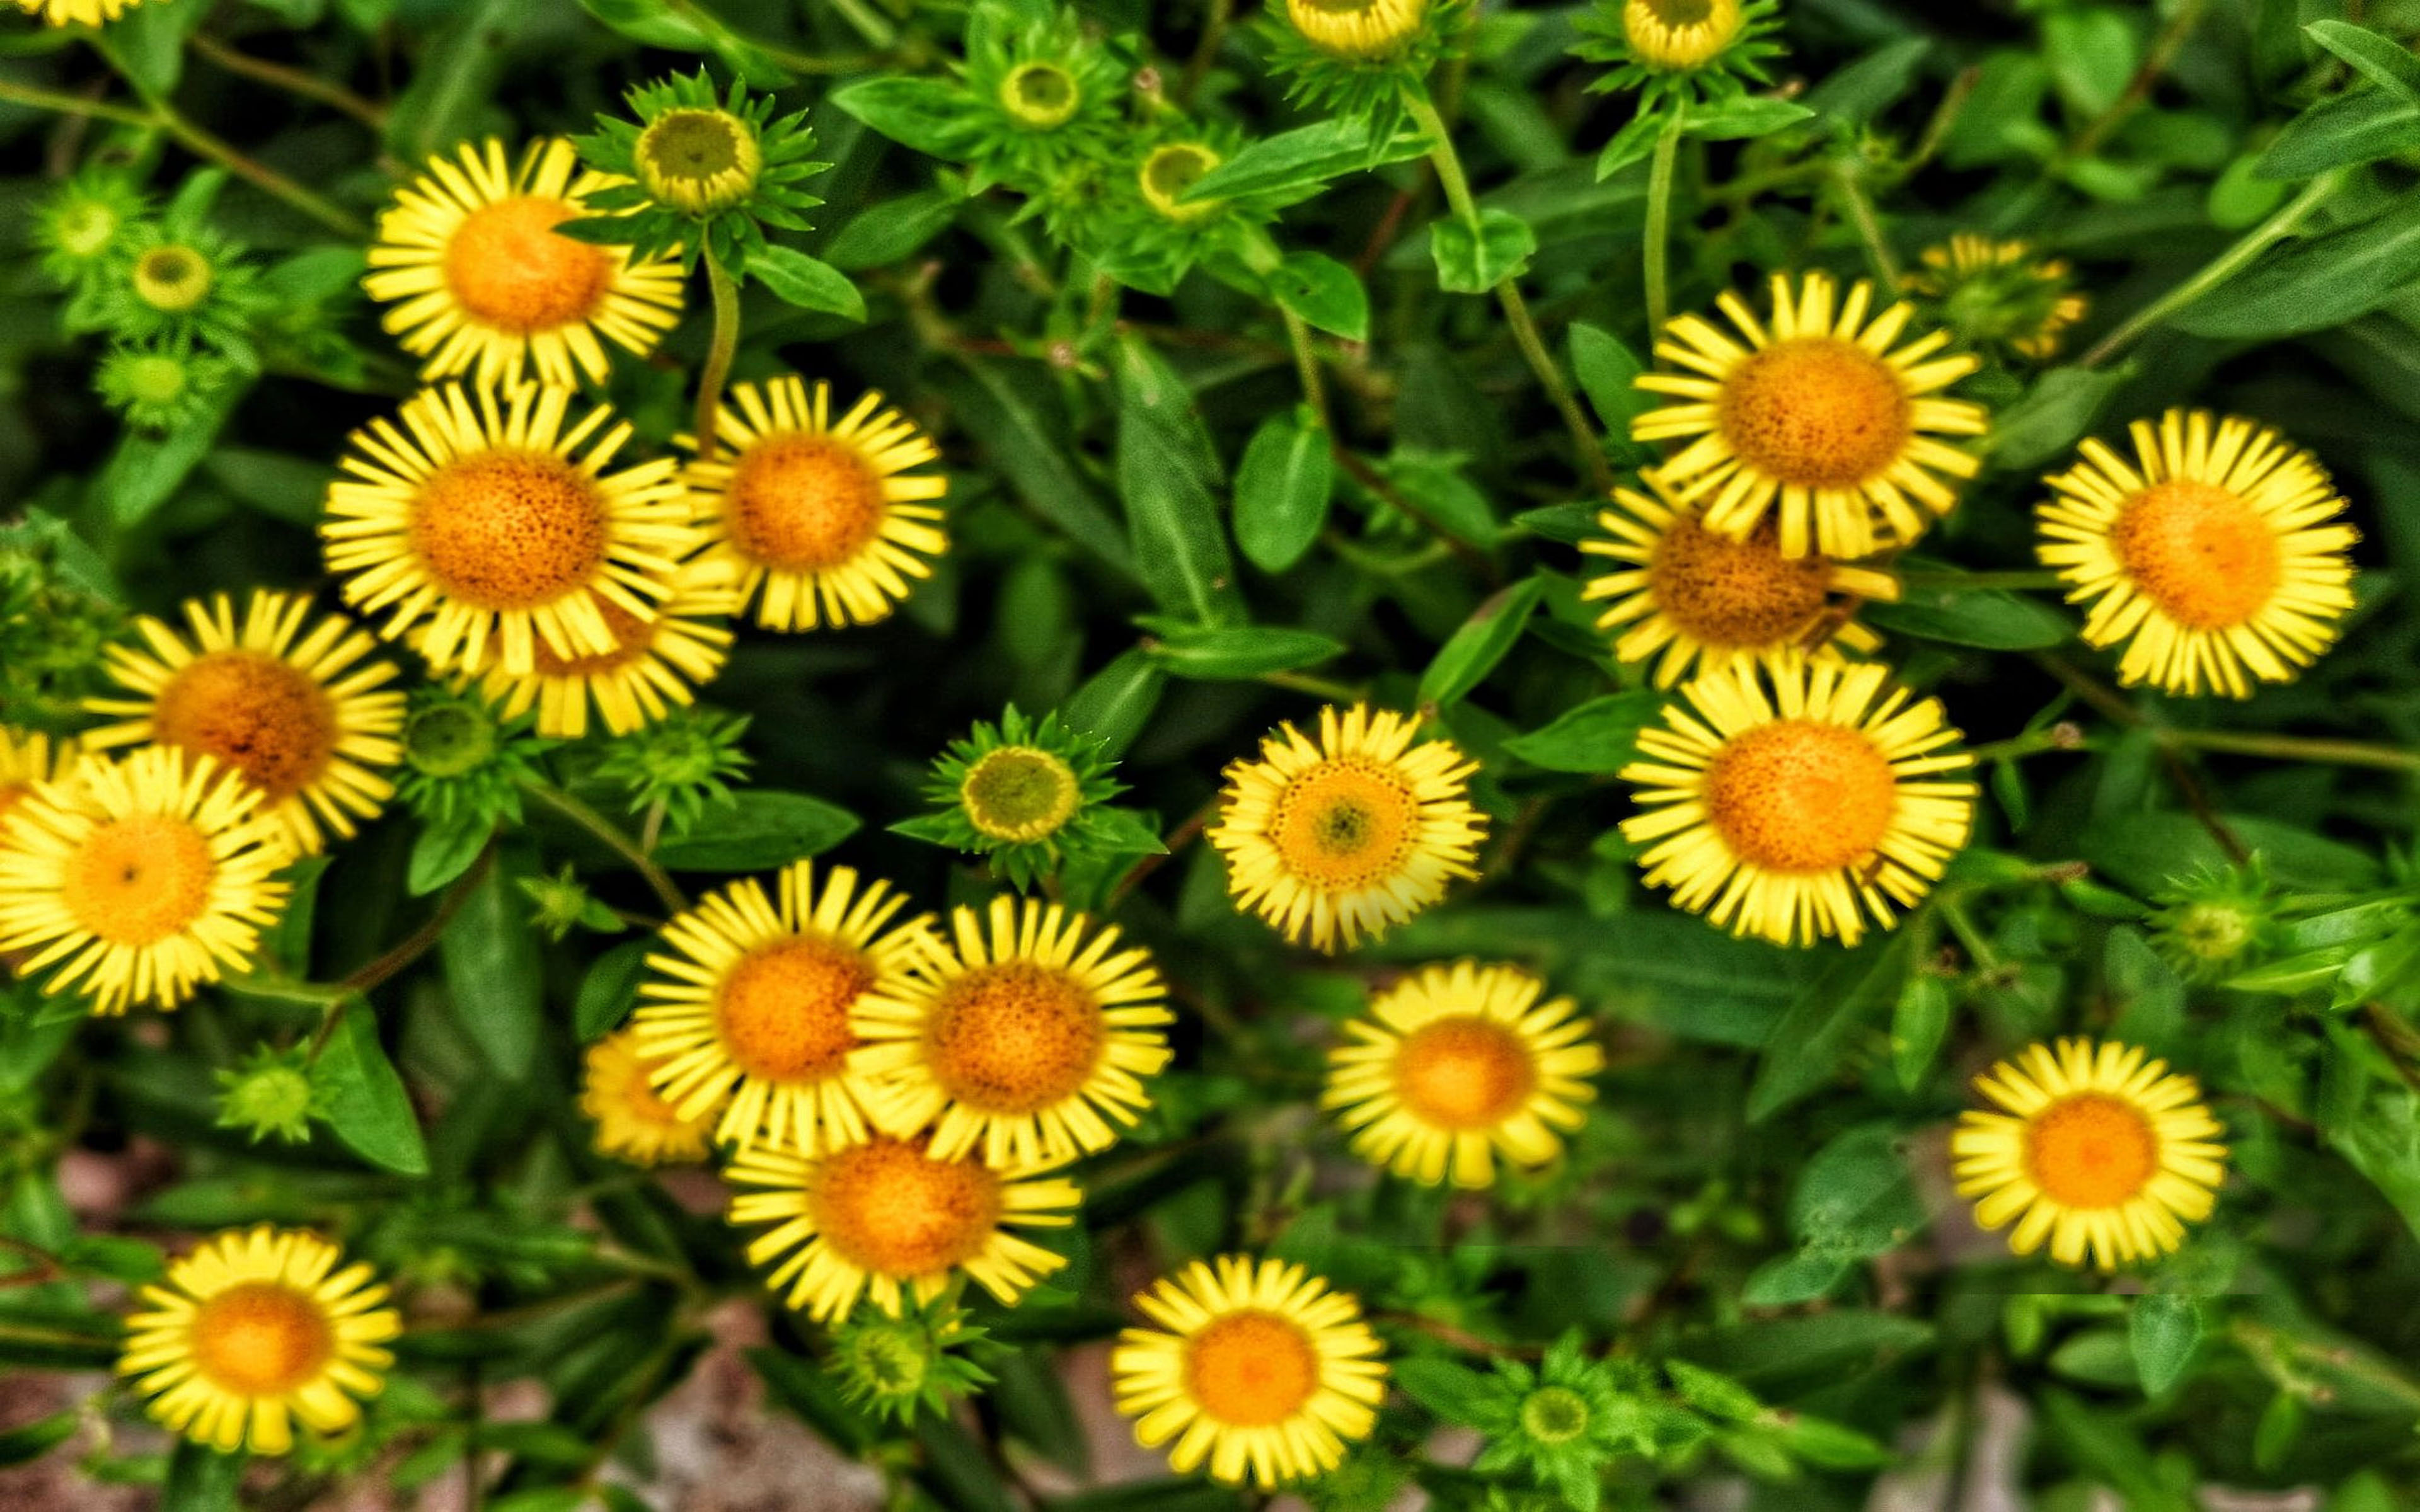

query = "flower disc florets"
[894,705,1155,892]
[572,70,830,276]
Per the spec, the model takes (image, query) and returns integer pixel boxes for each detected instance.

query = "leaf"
[1182,117,1426,202]
[2173,197,2420,338]
[1685,95,1816,140]
[830,76,978,158]
[747,245,866,321]
[938,361,1134,575]
[1502,692,1665,772]
[438,864,544,1080]
[2131,1294,2201,1395]
[1418,576,1545,707]
[1891,973,1951,1091]
[1233,408,1335,573]
[823,190,960,272]
[2087,812,2381,895]
[1862,578,2075,650]
[408,816,490,898]
[1804,38,1932,128]
[654,791,860,871]
[1596,106,1669,179]
[1749,931,1918,1123]
[1114,338,1242,627]
[1569,323,1657,447]
[1392,1355,1504,1425]
[1061,648,1166,759]
[0,1411,77,1469]
[1430,207,1536,293]
[163,1441,245,1512]
[2257,90,2420,179]
[314,1001,429,1176]
[2305,21,2420,102]
[1989,367,2127,471]
[1267,251,1369,340]
[1146,624,1345,680]
[575,940,650,1042]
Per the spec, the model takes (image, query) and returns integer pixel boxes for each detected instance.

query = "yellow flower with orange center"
[1952,1038,2228,1271]
[1323,960,1604,1188]
[683,376,950,633]
[117,1225,402,1456]
[322,381,697,677]
[725,1133,1079,1321]
[1621,0,1744,69]
[634,861,932,1156]
[0,726,83,835]
[1619,658,1975,948]
[854,895,1173,1171]
[363,138,685,390]
[581,1028,721,1166]
[461,558,735,739]
[1635,271,1988,559]
[1581,474,1898,687]
[1111,1255,1387,1490]
[2036,409,2358,699]
[83,590,404,856]
[0,747,291,1014]
[1209,704,1488,954]
[1284,0,1429,58]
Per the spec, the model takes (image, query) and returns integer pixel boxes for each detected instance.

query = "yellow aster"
[1208,704,1487,954]
[853,895,1173,1170]
[2036,408,2358,699]
[1618,658,1975,948]
[117,1225,401,1457]
[1323,960,1604,1188]
[362,137,684,390]
[1111,1255,1387,1491]
[1580,474,1898,687]
[1906,234,2089,362]
[463,559,735,739]
[633,861,932,1156]
[1285,0,1428,59]
[1622,0,1744,70]
[0,747,292,1015]
[83,590,404,856]
[683,376,950,633]
[581,1028,721,1167]
[1635,271,1988,559]
[0,726,83,833]
[725,1133,1079,1322]
[1952,1037,2228,1271]
[321,381,696,677]
[14,0,139,23]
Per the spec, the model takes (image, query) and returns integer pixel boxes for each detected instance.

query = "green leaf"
[1115,338,1243,627]
[575,940,650,1042]
[1862,578,2075,650]
[1685,96,1816,140]
[938,362,1135,575]
[1062,648,1166,759]
[439,863,544,1079]
[654,791,860,871]
[747,245,866,321]
[2305,21,2420,102]
[824,190,960,272]
[1988,366,2126,471]
[1393,1355,1504,1425]
[1569,323,1656,445]
[204,448,336,527]
[1891,973,1951,1091]
[1418,576,1545,707]
[1502,692,1664,772]
[1804,38,1932,128]
[2257,91,2420,179]
[408,815,490,898]
[1233,408,1335,574]
[1749,931,1918,1123]
[1182,117,1425,202]
[2130,1294,2201,1395]
[0,1410,77,1469]
[2173,197,2420,338]
[1596,106,1669,179]
[1267,251,1369,341]
[1430,208,1536,293]
[96,382,246,527]
[1146,624,1345,680]
[829,76,977,158]
[315,1000,429,1176]
[2087,811,2382,895]
[163,1441,245,1512]
[101,0,210,96]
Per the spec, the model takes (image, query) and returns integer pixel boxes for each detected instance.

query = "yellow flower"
[83,590,404,856]
[0,747,292,1014]
[1635,271,1988,558]
[13,0,139,25]
[117,1225,402,1456]
[0,726,83,833]
[2036,409,2358,699]
[1209,704,1487,953]
[462,559,734,739]
[633,862,931,1156]
[1284,0,1429,59]
[854,895,1173,1170]
[1111,1255,1387,1489]
[1139,143,1226,224]
[1952,1038,2228,1271]
[683,376,949,633]
[1323,960,1603,1188]
[1581,474,1898,687]
[725,1134,1079,1321]
[362,138,684,390]
[1618,658,1975,948]
[635,108,764,217]
[581,1028,720,1166]
[322,381,696,677]
[1906,234,2089,362]
[1621,0,1744,70]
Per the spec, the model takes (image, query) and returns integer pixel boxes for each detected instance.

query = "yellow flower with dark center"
[683,376,950,633]
[1139,143,1225,224]
[634,107,764,217]
[1952,1038,2228,1271]
[1323,960,1604,1188]
[960,745,1081,844]
[1581,475,1899,686]
[635,861,933,1156]
[322,381,696,677]
[1906,234,2089,362]
[463,560,734,739]
[15,0,142,22]
[1621,0,1743,69]
[1635,271,1988,559]
[2036,409,2358,699]
[1111,1255,1387,1489]
[132,244,213,312]
[0,747,291,1014]
[582,1028,722,1166]
[117,1225,401,1455]
[84,590,405,856]
[363,138,685,390]
[1284,0,1429,59]
[1000,61,1083,129]
[725,1133,1079,1320]
[0,727,82,833]
[1619,658,1975,948]
[854,895,1172,1170]
[1209,704,1488,954]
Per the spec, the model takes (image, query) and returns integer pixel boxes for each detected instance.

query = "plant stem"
[2162,728,2420,773]
[0,79,152,128]
[520,782,691,915]
[2080,167,2347,368]
[187,33,388,130]
[1276,303,1329,425]
[694,249,744,463]
[1831,159,1901,285]
[1644,103,1685,338]
[1968,726,2087,765]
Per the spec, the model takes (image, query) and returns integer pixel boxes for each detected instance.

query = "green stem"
[1276,304,1329,426]
[1260,670,1364,702]
[1968,726,2085,765]
[694,249,744,462]
[521,782,690,915]
[1644,103,1685,339]
[0,79,152,128]
[1831,159,1901,286]
[2162,728,2420,773]
[2081,168,2347,368]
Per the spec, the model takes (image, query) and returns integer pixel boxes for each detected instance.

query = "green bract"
[894,704,1155,891]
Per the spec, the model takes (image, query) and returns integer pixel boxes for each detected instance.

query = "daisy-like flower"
[321,381,696,677]
[2036,409,2358,699]
[463,559,734,739]
[854,895,1173,1170]
[1906,234,2089,364]
[635,862,931,1155]
[117,1225,402,1456]
[1951,1038,2228,1271]
[1209,704,1489,954]
[13,0,140,23]
[1284,0,1430,59]
[0,747,292,1014]
[898,706,1139,891]
[1576,0,1783,102]
[83,590,404,856]
[1618,658,1976,948]
[581,1028,721,1167]
[1323,961,1605,1188]
[0,726,81,830]
[1111,1255,1388,1490]
[362,138,685,390]
[725,1135,1079,1321]
[1634,272,1989,559]
[683,376,949,633]
[1580,475,1898,687]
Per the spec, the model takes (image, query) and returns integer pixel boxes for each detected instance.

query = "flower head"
[572,71,830,272]
[898,706,1142,891]
[581,1028,720,1166]
[828,1299,995,1424]
[103,217,269,362]
[1463,1334,1683,1512]
[391,684,548,830]
[2148,860,2276,983]
[0,726,83,833]
[464,559,734,740]
[1261,0,1466,134]
[591,704,752,835]
[215,1043,326,1145]
[959,8,1129,186]
[636,106,764,217]
[1906,235,2089,364]
[1576,0,1783,103]
[34,168,146,289]
[96,337,240,433]
[1285,0,1431,59]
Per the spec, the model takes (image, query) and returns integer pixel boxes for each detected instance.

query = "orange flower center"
[2110,479,2283,631]
[923,961,1103,1114]
[60,813,217,946]
[1392,1016,1538,1131]
[410,450,609,612]
[714,935,872,1084]
[1704,720,1898,874]
[1717,336,1913,490]
[441,195,615,336]
[151,650,339,804]
[1648,515,1833,648]
[725,433,889,572]
[1267,760,1420,891]
[1184,1311,1322,1428]
[188,1281,335,1397]
[531,598,655,678]
[807,1137,1005,1278]
[2024,1092,2159,1209]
